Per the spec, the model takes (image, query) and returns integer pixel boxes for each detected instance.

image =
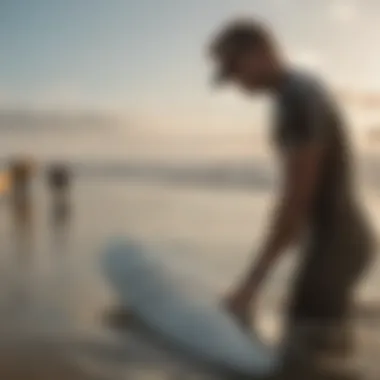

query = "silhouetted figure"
[9,158,36,262]
[47,164,71,229]
[208,18,375,373]
[46,164,72,257]
[10,160,34,225]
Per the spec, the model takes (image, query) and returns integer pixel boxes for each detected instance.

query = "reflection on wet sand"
[46,163,72,253]
[0,162,376,379]
[9,158,36,262]
[0,340,101,380]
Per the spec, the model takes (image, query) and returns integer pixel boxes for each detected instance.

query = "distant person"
[208,19,375,360]
[47,164,71,228]
[9,158,35,232]
[9,158,36,261]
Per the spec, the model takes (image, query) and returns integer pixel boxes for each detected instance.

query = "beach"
[2,0,380,376]
[0,164,378,379]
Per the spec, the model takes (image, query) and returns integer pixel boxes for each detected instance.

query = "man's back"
[274,69,372,246]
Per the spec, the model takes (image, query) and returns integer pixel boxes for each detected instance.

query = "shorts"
[283,225,374,357]
[288,236,373,327]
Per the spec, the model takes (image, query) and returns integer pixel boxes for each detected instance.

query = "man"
[9,158,36,240]
[208,19,374,359]
[47,164,71,228]
[46,164,72,253]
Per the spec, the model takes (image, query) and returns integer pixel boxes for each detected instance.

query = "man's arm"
[226,78,331,317]
[225,143,325,318]
[243,142,325,293]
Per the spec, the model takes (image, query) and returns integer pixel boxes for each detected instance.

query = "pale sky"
[1,0,380,131]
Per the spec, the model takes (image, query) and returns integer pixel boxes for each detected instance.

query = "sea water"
[0,164,378,379]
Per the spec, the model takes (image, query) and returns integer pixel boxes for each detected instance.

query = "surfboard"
[102,239,281,377]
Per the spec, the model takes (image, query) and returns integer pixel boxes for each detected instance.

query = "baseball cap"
[209,18,272,85]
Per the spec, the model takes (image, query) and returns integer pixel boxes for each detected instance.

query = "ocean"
[0,133,378,378]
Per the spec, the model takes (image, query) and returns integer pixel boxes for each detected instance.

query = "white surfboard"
[102,239,281,377]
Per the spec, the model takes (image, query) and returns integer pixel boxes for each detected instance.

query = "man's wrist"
[247,271,263,289]
[247,253,271,288]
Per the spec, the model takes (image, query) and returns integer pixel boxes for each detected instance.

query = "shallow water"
[0,176,378,379]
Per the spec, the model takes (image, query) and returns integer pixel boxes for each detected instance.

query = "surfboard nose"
[104,238,143,256]
[102,238,144,277]
[101,238,283,377]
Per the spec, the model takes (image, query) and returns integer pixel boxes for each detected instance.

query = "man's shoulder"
[281,69,330,104]
[274,69,338,147]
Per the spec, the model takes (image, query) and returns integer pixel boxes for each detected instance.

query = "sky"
[1,0,380,132]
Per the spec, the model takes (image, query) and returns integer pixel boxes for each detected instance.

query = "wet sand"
[0,177,378,379]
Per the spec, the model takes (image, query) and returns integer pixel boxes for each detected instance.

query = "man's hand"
[224,280,257,328]
[224,142,324,329]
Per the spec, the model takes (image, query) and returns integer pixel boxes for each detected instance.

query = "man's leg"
[284,252,353,359]
[284,237,373,361]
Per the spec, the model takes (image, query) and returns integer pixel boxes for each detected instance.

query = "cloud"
[26,84,122,114]
[0,83,127,115]
[289,50,324,70]
[329,0,358,23]
[0,85,127,131]
[0,108,121,132]
[337,88,380,109]
[0,83,129,131]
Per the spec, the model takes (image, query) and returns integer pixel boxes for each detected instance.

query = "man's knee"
[282,319,354,360]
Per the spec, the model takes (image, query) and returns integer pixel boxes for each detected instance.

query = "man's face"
[220,49,273,92]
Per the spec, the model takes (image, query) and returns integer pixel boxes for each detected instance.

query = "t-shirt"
[273,69,368,245]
